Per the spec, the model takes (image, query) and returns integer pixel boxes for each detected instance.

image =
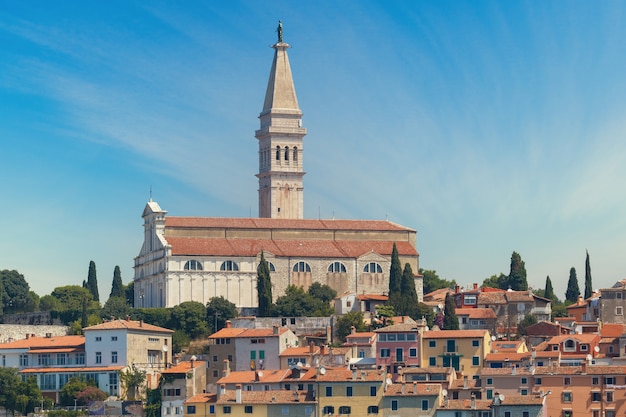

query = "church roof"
[166,236,417,258]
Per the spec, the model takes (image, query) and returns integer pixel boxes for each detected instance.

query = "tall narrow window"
[276,146,280,160]
[293,147,298,161]
[284,146,289,160]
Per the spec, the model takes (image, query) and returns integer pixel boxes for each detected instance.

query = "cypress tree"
[443,292,459,330]
[399,263,418,317]
[565,267,580,303]
[86,260,99,302]
[388,243,403,312]
[584,250,593,300]
[81,296,88,329]
[544,276,555,301]
[110,266,125,299]
[508,251,528,291]
[257,252,273,317]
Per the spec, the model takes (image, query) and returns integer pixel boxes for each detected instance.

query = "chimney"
[512,366,516,375]
[471,394,476,410]
[320,345,326,356]
[26,334,30,339]
[401,382,406,395]
[473,283,478,290]
[455,285,461,294]
[219,384,226,397]
[493,391,500,405]
[225,320,232,328]
[223,359,231,377]
[126,315,131,321]
[140,320,144,327]
[413,381,417,394]
[351,326,356,334]
[463,375,468,389]
[351,366,357,381]
[190,355,196,370]
[273,325,279,335]
[309,342,315,354]
[352,342,357,358]
[236,384,242,404]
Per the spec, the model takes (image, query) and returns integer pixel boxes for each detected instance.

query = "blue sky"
[1,1,625,301]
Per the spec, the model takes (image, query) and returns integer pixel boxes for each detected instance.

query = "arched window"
[257,262,276,272]
[564,339,575,350]
[220,260,239,271]
[363,262,383,273]
[293,261,311,273]
[284,146,289,161]
[293,147,298,161]
[276,146,280,160]
[184,260,203,271]
[328,262,347,273]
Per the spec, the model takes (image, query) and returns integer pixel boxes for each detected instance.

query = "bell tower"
[256,21,306,219]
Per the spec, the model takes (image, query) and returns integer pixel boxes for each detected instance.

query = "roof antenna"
[385,213,388,221]
[149,185,153,202]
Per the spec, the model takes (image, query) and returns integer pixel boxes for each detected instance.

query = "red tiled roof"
[217,370,287,384]
[209,327,289,339]
[162,360,206,374]
[84,319,174,333]
[166,237,418,258]
[478,292,507,305]
[455,308,497,319]
[484,352,529,362]
[356,294,388,302]
[422,330,488,339]
[546,333,600,344]
[316,368,383,382]
[165,217,415,232]
[216,389,315,404]
[442,399,492,410]
[384,383,441,396]
[0,335,84,349]
[28,348,84,353]
[279,347,318,357]
[601,324,625,338]
[491,340,525,352]
[185,393,216,404]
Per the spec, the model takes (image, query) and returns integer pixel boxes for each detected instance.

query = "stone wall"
[0,324,69,343]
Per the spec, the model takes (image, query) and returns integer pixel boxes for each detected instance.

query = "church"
[133,26,422,310]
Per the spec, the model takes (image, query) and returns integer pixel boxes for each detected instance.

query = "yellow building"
[316,368,386,416]
[214,387,315,417]
[184,393,217,417]
[420,330,491,376]
[382,383,442,417]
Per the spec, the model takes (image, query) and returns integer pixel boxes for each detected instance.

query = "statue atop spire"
[277,20,283,43]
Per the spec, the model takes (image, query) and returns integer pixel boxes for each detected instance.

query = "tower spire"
[256,22,307,219]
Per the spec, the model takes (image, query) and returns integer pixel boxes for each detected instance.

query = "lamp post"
[214,312,221,333]
[74,399,77,411]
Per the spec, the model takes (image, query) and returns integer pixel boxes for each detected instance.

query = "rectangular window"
[250,351,256,360]
[380,349,390,358]
[562,411,572,417]
[523,413,529,417]
[38,354,50,366]
[325,386,332,397]
[59,374,70,388]
[370,386,377,397]
[96,352,102,364]
[606,391,614,402]
[19,354,28,367]
[111,336,118,341]
[378,334,387,342]
[112,351,118,364]
[504,412,511,417]
[564,377,571,385]
[563,392,572,402]
[486,389,493,399]
[592,377,599,385]
[421,399,429,410]
[259,350,265,360]
[472,356,480,366]
[387,334,396,341]
[367,406,379,414]
[472,340,480,347]
[244,406,253,414]
[95,337,102,342]
[187,406,196,415]
[605,377,616,384]
[409,348,417,357]
[407,333,416,341]
[429,340,436,348]
[429,357,436,366]
[592,391,601,402]
[57,353,67,365]
[535,377,542,385]
[322,407,335,415]
[521,389,528,395]
[391,400,398,411]
[338,406,351,415]
[487,378,493,385]
[346,386,353,397]
[209,405,214,415]
[521,377,527,385]
[76,353,85,364]
[617,307,623,316]
[223,406,231,414]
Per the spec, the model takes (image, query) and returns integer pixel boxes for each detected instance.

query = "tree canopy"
[443,293,459,330]
[273,285,334,317]
[420,268,456,295]
[0,368,43,415]
[1,269,32,314]
[206,296,238,334]
[565,267,580,303]
[85,260,100,302]
[335,311,367,343]
[397,263,418,317]
[110,265,125,299]
[307,282,337,303]
[508,251,528,291]
[168,301,209,339]
[387,243,403,311]
[544,275,555,301]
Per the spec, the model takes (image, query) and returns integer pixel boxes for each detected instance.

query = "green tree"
[443,293,459,330]
[307,282,337,303]
[110,266,125,299]
[584,250,593,300]
[39,294,61,311]
[26,291,40,312]
[81,297,89,329]
[335,311,367,343]
[119,364,147,400]
[257,252,273,317]
[398,263,418,317]
[388,243,403,312]
[51,286,94,312]
[102,296,132,320]
[168,301,209,339]
[145,387,161,417]
[60,377,90,406]
[420,269,456,295]
[565,267,580,303]
[206,296,238,334]
[482,273,507,290]
[273,285,334,317]
[1,269,31,314]
[85,260,100,302]
[517,313,538,336]
[76,386,108,404]
[544,276,555,301]
[132,308,170,328]
[125,281,135,307]
[508,251,528,291]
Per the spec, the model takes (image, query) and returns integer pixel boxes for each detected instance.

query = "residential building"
[600,279,626,324]
[374,323,423,379]
[214,387,315,417]
[381,382,441,417]
[316,368,385,417]
[184,393,217,417]
[421,330,491,376]
[455,308,497,332]
[161,359,207,417]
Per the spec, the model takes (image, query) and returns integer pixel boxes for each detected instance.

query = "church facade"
[133,28,422,309]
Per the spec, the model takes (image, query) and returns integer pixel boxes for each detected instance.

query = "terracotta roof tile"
[478,292,507,305]
[422,330,488,339]
[356,294,388,301]
[601,324,625,338]
[162,360,206,374]
[217,370,287,384]
[374,323,422,333]
[455,308,497,319]
[384,383,441,396]
[84,319,174,333]
[442,399,492,410]
[216,389,315,404]
[185,393,216,404]
[279,347,318,357]
[316,368,383,382]
[0,335,85,349]
[165,217,415,232]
